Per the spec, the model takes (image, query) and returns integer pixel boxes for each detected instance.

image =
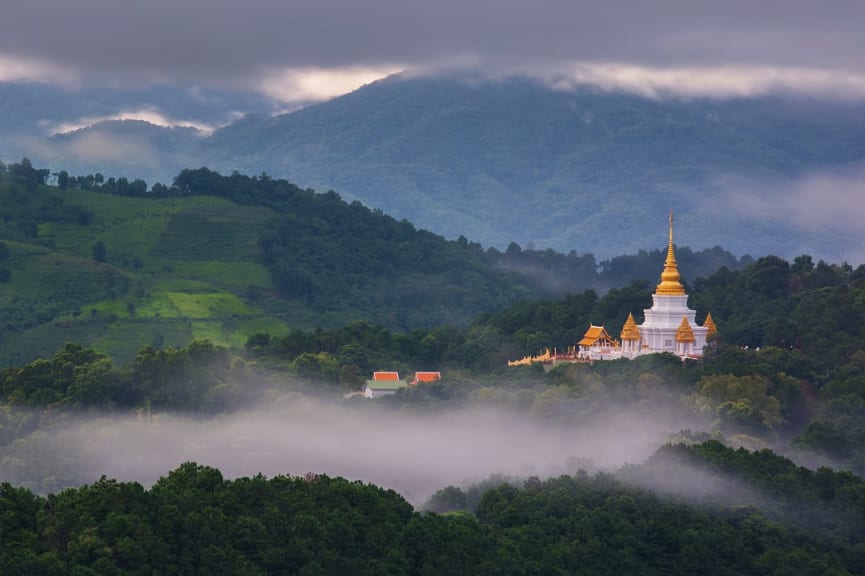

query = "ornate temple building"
[508,211,716,367]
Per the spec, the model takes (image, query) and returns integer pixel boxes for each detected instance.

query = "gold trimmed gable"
[579,325,616,347]
[675,316,696,343]
[703,312,717,337]
[620,313,641,341]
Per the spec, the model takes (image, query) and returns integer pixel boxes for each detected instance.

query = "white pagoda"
[634,210,709,356]
[508,211,717,367]
[580,210,716,361]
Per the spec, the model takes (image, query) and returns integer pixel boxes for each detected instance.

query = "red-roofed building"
[412,371,441,385]
[365,371,406,398]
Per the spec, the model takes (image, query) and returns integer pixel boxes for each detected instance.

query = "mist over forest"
[0,392,710,504]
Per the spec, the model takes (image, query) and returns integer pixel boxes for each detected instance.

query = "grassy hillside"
[0,167,542,365]
[0,176,294,365]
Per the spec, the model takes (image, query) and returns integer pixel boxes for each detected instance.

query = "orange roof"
[372,371,400,381]
[578,325,614,346]
[415,372,441,382]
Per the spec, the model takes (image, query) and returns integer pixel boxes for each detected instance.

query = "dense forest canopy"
[3,442,865,575]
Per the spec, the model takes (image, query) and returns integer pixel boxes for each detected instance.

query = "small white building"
[363,371,407,398]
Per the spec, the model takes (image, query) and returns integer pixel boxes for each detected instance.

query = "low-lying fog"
[1,394,714,504]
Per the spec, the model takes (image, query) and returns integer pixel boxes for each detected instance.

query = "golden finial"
[655,210,686,295]
[668,209,673,243]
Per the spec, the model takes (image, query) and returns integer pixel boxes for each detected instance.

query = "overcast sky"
[2,0,865,103]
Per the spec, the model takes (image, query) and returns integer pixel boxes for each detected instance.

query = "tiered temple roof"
[703,313,717,338]
[675,316,696,343]
[620,313,641,341]
[578,325,616,347]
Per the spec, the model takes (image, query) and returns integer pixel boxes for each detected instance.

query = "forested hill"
[177,75,865,261]
[16,73,863,261]
[3,442,865,574]
[8,75,865,260]
[0,160,745,365]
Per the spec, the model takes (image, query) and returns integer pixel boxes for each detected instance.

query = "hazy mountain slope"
[0,81,276,181]
[46,120,203,185]
[200,75,865,259]
[0,81,275,135]
[6,75,865,260]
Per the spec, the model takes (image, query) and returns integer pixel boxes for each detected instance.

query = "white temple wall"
[639,294,709,355]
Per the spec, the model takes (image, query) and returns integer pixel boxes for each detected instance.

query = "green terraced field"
[93,319,195,363]
[0,319,111,369]
[165,291,254,318]
[168,262,272,290]
[148,204,274,263]
[0,184,308,365]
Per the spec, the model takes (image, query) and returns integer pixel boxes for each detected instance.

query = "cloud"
[18,131,162,167]
[1,1,865,102]
[0,398,704,504]
[44,106,216,135]
[259,65,406,104]
[61,132,161,165]
[546,63,865,100]
[0,53,78,85]
[712,164,865,263]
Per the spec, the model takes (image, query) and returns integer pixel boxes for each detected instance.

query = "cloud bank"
[0,397,705,504]
[547,63,865,100]
[1,1,864,102]
[45,107,217,136]
[715,164,865,262]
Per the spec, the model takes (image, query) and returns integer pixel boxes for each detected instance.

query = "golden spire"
[703,312,717,337]
[655,210,686,296]
[619,312,641,341]
[676,316,696,343]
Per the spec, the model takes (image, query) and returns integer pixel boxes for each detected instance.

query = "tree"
[8,157,44,186]
[55,170,70,190]
[91,241,107,263]
[425,485,468,513]
[290,352,340,382]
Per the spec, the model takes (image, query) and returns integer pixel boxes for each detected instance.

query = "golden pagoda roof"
[578,325,614,347]
[655,210,686,296]
[703,312,717,337]
[675,316,696,343]
[619,313,641,341]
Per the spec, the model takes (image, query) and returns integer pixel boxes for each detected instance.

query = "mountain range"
[3,74,865,260]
